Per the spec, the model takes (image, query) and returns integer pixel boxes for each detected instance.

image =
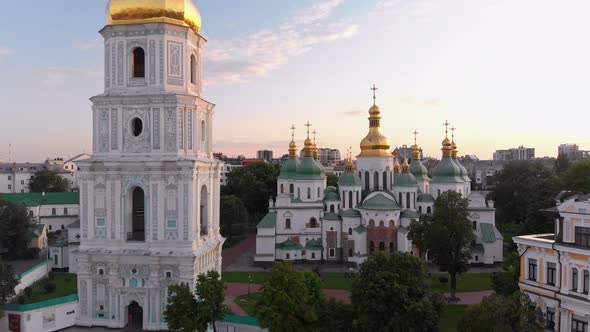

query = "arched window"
[307,187,311,199]
[585,270,589,293]
[127,187,145,241]
[348,227,352,235]
[427,206,432,214]
[364,172,370,192]
[190,54,197,85]
[131,47,145,78]
[200,186,209,236]
[406,192,410,208]
[297,188,300,198]
[349,191,353,209]
[330,205,335,213]
[317,187,320,198]
[290,184,294,194]
[374,172,379,191]
[383,172,387,191]
[369,241,375,253]
[379,242,385,251]
[419,206,423,213]
[285,219,291,229]
[398,192,402,206]
[379,220,384,227]
[201,120,206,141]
[280,184,284,193]
[572,268,579,291]
[309,218,317,228]
[389,242,394,252]
[356,192,359,205]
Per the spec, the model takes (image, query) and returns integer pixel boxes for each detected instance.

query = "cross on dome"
[370,84,379,105]
[304,121,312,138]
[443,120,451,138]
[413,129,419,145]
[290,124,296,141]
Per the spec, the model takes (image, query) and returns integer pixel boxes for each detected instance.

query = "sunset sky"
[1,0,589,162]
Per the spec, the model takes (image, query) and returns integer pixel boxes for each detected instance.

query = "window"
[307,187,311,199]
[167,220,177,228]
[389,242,394,253]
[585,270,589,294]
[280,183,284,193]
[373,172,379,191]
[53,255,58,265]
[329,248,335,258]
[330,205,335,213]
[348,248,353,257]
[472,221,477,230]
[575,226,590,248]
[166,271,172,279]
[546,308,555,331]
[99,305,104,311]
[364,171,370,192]
[7,185,11,190]
[285,219,291,229]
[201,120,206,141]
[546,262,556,286]
[398,192,402,206]
[21,180,24,185]
[528,258,537,281]
[48,225,53,231]
[406,192,410,208]
[52,208,56,215]
[99,269,104,275]
[427,206,432,214]
[297,188,300,198]
[190,54,196,85]
[348,228,352,236]
[572,268,579,291]
[96,218,106,227]
[131,117,143,137]
[370,241,375,254]
[383,172,387,191]
[475,255,479,261]
[131,47,145,78]
[418,206,422,213]
[64,208,68,215]
[286,253,290,259]
[349,191,353,209]
[572,318,587,332]
[379,242,385,251]
[311,252,315,259]
[7,175,11,180]
[309,218,317,228]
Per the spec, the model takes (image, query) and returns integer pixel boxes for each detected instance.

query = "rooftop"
[0,192,79,206]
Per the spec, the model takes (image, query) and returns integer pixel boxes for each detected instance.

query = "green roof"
[5,294,78,312]
[453,158,471,182]
[256,212,277,228]
[305,239,323,249]
[395,172,418,187]
[480,223,497,243]
[296,157,324,180]
[357,193,400,211]
[278,157,300,179]
[0,192,79,207]
[31,224,45,237]
[431,157,464,183]
[324,191,340,202]
[410,159,430,180]
[323,212,341,220]
[417,193,435,203]
[339,172,362,187]
[354,225,367,233]
[223,315,260,327]
[324,186,338,194]
[276,239,303,250]
[400,210,421,219]
[339,209,361,217]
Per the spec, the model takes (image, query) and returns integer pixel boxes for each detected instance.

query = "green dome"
[453,159,471,182]
[313,158,325,174]
[431,157,463,183]
[324,191,340,202]
[410,159,430,181]
[278,157,300,179]
[417,193,435,203]
[395,172,418,187]
[324,186,338,194]
[297,156,324,180]
[339,172,362,187]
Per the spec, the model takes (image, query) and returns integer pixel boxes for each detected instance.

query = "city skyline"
[1,0,590,162]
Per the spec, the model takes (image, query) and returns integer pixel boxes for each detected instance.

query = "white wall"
[1,298,77,332]
[14,261,49,295]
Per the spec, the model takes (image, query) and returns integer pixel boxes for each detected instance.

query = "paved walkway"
[445,290,494,305]
[222,234,257,269]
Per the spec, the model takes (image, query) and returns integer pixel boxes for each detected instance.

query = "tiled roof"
[256,212,277,228]
[1,192,79,207]
[305,239,323,249]
[357,193,401,211]
[354,225,367,234]
[276,239,302,250]
[480,223,497,243]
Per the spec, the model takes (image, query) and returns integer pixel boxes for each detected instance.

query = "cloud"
[343,110,366,116]
[74,38,103,50]
[204,0,358,85]
[0,48,15,58]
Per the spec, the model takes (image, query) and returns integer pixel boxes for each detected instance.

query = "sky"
[1,0,589,162]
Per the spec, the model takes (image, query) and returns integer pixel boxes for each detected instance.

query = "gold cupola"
[401,158,410,173]
[312,130,319,160]
[394,157,401,172]
[106,0,202,34]
[359,85,391,158]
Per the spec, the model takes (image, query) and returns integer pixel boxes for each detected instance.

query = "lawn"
[235,292,261,317]
[439,305,467,332]
[14,272,77,304]
[428,273,492,293]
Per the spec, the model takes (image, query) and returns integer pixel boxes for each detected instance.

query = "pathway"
[444,290,494,305]
[222,233,256,269]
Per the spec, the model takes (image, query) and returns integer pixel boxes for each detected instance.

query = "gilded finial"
[288,125,297,158]
[304,121,312,138]
[451,126,458,158]
[443,120,451,139]
[451,126,456,143]
[371,84,378,106]
[290,124,296,141]
[401,158,410,173]
[413,129,419,146]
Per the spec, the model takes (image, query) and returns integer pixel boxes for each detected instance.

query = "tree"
[351,252,442,332]
[165,283,205,332]
[458,292,544,332]
[0,201,34,259]
[0,260,18,319]
[555,153,571,174]
[219,195,249,238]
[326,174,339,188]
[195,271,226,332]
[491,251,520,297]
[408,191,474,300]
[316,298,355,332]
[490,161,558,233]
[560,159,590,193]
[28,170,71,193]
[255,262,323,332]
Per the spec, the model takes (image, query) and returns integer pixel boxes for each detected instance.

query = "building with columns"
[514,194,590,332]
[73,1,224,330]
[255,93,503,266]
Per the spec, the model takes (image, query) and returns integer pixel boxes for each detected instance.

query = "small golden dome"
[288,140,297,158]
[106,0,202,34]
[369,105,381,115]
[359,103,391,158]
[401,158,410,172]
[394,158,401,172]
[442,137,451,147]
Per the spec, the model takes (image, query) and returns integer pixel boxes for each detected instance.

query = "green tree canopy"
[560,159,590,193]
[555,153,571,174]
[457,292,544,332]
[255,262,323,332]
[195,271,226,332]
[222,163,280,220]
[351,252,442,332]
[490,160,558,233]
[408,191,474,299]
[0,260,18,319]
[491,251,520,297]
[28,170,71,193]
[165,283,207,332]
[0,201,34,259]
[219,195,249,237]
[326,174,339,188]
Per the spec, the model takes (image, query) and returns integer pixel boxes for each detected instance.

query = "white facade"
[73,11,224,331]
[0,296,78,332]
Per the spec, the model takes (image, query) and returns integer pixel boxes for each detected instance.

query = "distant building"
[558,144,589,161]
[318,148,341,166]
[256,150,274,161]
[0,192,80,232]
[462,158,556,190]
[393,145,423,160]
[493,146,535,161]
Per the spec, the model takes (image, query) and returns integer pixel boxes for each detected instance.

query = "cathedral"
[73,0,223,330]
[255,92,503,266]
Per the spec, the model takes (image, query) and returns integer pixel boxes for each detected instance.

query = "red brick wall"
[367,219,397,254]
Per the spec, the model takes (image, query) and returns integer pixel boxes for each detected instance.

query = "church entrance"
[127,301,143,331]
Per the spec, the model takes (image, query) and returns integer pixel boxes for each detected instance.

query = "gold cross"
[412,129,419,145]
[312,129,317,144]
[451,126,456,142]
[370,84,378,105]
[304,121,312,138]
[289,124,296,141]
[443,120,451,138]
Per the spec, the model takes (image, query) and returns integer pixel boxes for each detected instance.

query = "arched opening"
[201,120,206,141]
[379,220,384,227]
[330,205,335,213]
[427,206,432,214]
[406,192,411,208]
[383,172,387,191]
[364,171,370,192]
[190,54,197,85]
[131,48,145,78]
[348,191,353,209]
[309,218,318,228]
[290,184,294,194]
[127,301,143,330]
[379,242,385,251]
[131,117,143,137]
[348,227,352,235]
[418,206,423,213]
[585,270,589,293]
[200,186,208,236]
[307,187,311,199]
[389,242,394,252]
[285,219,291,229]
[398,192,402,206]
[127,187,145,241]
[369,241,375,254]
[280,183,284,193]
[373,172,379,191]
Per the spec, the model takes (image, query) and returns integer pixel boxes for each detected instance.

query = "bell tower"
[75,1,224,330]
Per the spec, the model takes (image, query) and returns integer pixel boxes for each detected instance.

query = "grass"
[222,235,247,249]
[15,272,77,304]
[321,272,355,290]
[439,305,467,332]
[428,273,492,293]
[234,292,261,317]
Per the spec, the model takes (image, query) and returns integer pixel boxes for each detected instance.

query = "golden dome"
[359,103,391,158]
[369,105,381,115]
[401,158,410,173]
[106,0,202,34]
[451,141,459,158]
[411,144,420,160]
[288,140,297,158]
[441,137,452,157]
[394,157,401,172]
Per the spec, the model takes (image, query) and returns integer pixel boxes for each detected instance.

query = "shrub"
[44,282,56,294]
[17,296,26,304]
[24,287,32,299]
[439,276,449,284]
